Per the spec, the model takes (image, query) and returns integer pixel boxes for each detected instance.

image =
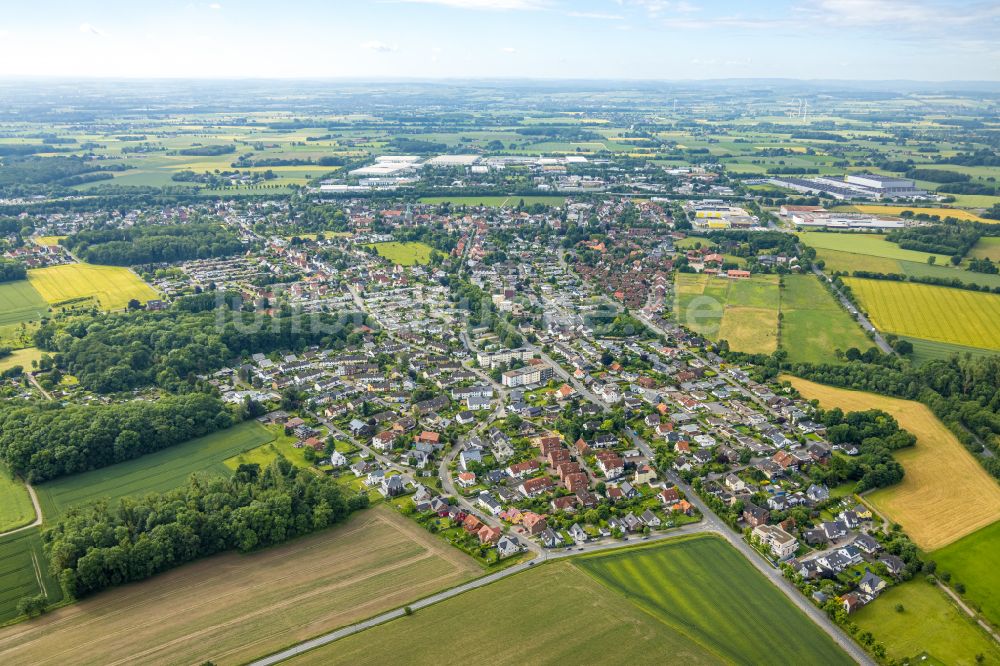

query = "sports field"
[0,528,62,624]
[799,231,950,265]
[0,507,480,666]
[35,421,274,522]
[969,237,1000,261]
[0,280,48,327]
[368,241,436,266]
[27,263,159,311]
[780,275,870,364]
[292,535,849,666]
[786,376,1000,550]
[852,580,1000,666]
[0,465,35,533]
[931,520,1000,628]
[844,278,1000,351]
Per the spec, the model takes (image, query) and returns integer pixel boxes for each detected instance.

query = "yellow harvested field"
[844,278,1000,351]
[0,506,480,666]
[32,236,67,247]
[717,306,778,354]
[27,263,159,311]
[785,376,1000,551]
[848,206,993,223]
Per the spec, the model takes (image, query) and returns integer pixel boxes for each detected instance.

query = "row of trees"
[64,223,244,266]
[44,460,369,598]
[0,392,231,481]
[0,259,26,283]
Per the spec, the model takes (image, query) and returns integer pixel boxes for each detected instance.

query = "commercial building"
[767,174,927,201]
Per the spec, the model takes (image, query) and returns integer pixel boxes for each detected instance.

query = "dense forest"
[34,305,372,393]
[0,259,27,283]
[44,460,369,598]
[806,409,913,491]
[63,223,244,265]
[788,354,1000,479]
[0,393,231,481]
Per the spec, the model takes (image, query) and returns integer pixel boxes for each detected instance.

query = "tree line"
[63,223,244,266]
[0,392,231,482]
[44,459,369,598]
[0,259,27,283]
[806,408,913,492]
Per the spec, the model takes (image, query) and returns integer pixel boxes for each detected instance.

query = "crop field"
[292,535,849,666]
[843,278,1000,351]
[780,275,871,363]
[35,421,274,522]
[899,259,1000,289]
[27,263,159,311]
[0,347,44,373]
[798,232,950,265]
[0,529,62,624]
[0,507,480,666]
[786,377,1000,550]
[813,247,902,274]
[931,521,1000,628]
[900,336,998,365]
[852,580,1000,665]
[418,195,566,207]
[32,236,67,247]
[675,273,867,362]
[0,465,35,533]
[840,205,994,223]
[0,280,48,327]
[969,237,1000,261]
[577,536,851,664]
[368,241,436,266]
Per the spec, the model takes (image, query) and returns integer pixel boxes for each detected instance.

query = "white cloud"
[395,0,545,9]
[209,3,222,9]
[360,40,397,52]
[567,11,625,20]
[501,46,517,53]
[78,23,105,37]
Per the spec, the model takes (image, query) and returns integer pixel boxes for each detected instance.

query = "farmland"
[852,580,1000,666]
[27,263,159,311]
[0,507,480,666]
[300,535,850,665]
[798,231,950,266]
[931,521,1000,628]
[785,376,1000,550]
[368,241,436,266]
[0,280,48,327]
[34,421,274,522]
[843,278,1000,351]
[839,205,994,223]
[0,529,62,625]
[675,273,868,363]
[0,465,35,533]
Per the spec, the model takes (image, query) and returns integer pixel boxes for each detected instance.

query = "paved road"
[810,265,894,354]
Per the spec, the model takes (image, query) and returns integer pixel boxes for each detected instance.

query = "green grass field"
[0,528,62,624]
[799,231,950,265]
[0,280,48,327]
[781,275,871,363]
[28,263,159,311]
[899,260,1000,289]
[931,520,1000,629]
[0,465,35,533]
[969,237,1000,261]
[902,336,999,365]
[0,347,44,373]
[35,421,274,522]
[576,536,852,665]
[852,580,1000,665]
[418,195,565,207]
[224,425,315,470]
[368,241,436,266]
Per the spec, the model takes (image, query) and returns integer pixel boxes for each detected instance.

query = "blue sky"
[0,0,997,80]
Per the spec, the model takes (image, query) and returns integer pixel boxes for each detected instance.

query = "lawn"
[844,278,1000,351]
[0,507,480,666]
[799,231,950,265]
[418,195,565,207]
[0,347,44,373]
[223,424,316,470]
[575,535,851,665]
[367,241,436,266]
[35,421,275,522]
[0,528,62,624]
[0,280,48,326]
[0,464,35,533]
[781,275,871,363]
[931,520,1000,628]
[28,263,159,311]
[785,376,1000,550]
[968,237,1000,261]
[852,580,1000,665]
